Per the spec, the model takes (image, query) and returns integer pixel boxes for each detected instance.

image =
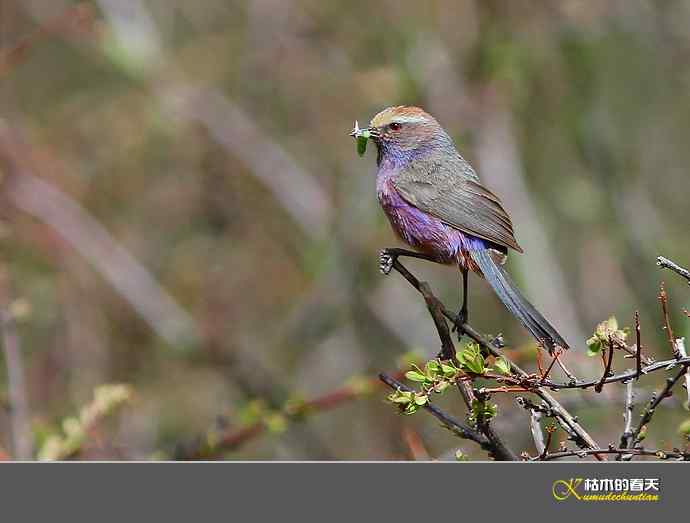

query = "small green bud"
[493,356,511,375]
[405,370,427,382]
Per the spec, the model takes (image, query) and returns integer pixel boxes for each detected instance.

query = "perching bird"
[353,106,568,353]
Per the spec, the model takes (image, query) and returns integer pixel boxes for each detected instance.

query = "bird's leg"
[378,248,436,275]
[452,266,469,339]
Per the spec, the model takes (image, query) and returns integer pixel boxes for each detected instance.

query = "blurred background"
[0,0,688,460]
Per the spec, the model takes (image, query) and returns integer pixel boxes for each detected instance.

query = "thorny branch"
[536,357,690,390]
[388,257,601,459]
[533,447,689,461]
[382,254,690,461]
[390,258,518,461]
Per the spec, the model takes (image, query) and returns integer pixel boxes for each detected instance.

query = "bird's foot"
[379,249,397,275]
[451,310,467,341]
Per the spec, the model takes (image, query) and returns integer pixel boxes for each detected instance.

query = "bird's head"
[354,106,452,165]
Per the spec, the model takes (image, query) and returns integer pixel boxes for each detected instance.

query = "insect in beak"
[350,120,371,157]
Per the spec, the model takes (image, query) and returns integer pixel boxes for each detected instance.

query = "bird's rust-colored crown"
[369,106,436,129]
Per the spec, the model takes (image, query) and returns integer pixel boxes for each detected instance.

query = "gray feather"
[393,153,523,253]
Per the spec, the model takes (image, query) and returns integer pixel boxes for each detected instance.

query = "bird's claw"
[451,310,467,340]
[379,250,395,275]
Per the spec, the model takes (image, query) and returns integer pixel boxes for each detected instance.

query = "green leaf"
[440,362,456,375]
[602,316,618,333]
[414,394,428,406]
[434,381,450,393]
[403,403,419,415]
[588,316,628,354]
[388,390,413,404]
[457,343,485,374]
[586,337,602,356]
[425,360,441,378]
[470,399,498,423]
[405,370,427,382]
[494,356,511,375]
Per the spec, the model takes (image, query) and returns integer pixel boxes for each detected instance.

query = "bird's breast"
[376,174,468,265]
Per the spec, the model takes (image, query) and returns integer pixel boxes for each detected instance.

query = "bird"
[353,105,568,353]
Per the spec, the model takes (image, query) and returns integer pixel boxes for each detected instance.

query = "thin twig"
[628,366,689,450]
[535,346,545,378]
[659,283,679,357]
[657,256,690,285]
[379,373,490,450]
[539,357,690,390]
[674,338,689,410]
[635,311,642,379]
[618,380,635,460]
[555,352,577,382]
[478,386,529,393]
[540,349,559,382]
[537,425,557,460]
[595,337,615,393]
[528,409,545,456]
[533,447,690,461]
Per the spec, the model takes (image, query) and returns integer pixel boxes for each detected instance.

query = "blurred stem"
[0,264,33,459]
[176,370,409,460]
[0,125,199,347]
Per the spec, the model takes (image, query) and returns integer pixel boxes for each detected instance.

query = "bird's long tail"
[469,248,569,353]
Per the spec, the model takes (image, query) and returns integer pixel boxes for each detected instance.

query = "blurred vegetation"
[0,0,688,460]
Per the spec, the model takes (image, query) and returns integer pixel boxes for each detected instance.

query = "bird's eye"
[389,122,402,131]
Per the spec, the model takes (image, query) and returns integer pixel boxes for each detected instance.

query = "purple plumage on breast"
[376,170,486,268]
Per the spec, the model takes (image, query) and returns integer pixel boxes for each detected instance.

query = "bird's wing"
[393,158,524,253]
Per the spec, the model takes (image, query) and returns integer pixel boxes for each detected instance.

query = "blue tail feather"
[469,248,568,353]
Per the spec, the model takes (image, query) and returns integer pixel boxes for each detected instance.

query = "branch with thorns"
[378,253,690,461]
